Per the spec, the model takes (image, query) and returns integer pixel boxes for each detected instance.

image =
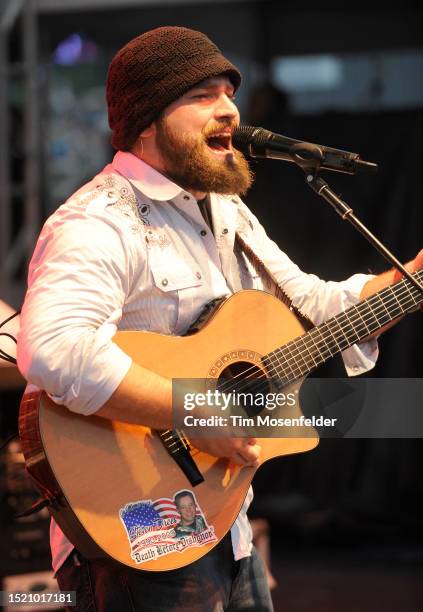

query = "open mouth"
[206,132,232,152]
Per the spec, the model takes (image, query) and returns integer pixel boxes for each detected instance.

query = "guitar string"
[210,271,423,397]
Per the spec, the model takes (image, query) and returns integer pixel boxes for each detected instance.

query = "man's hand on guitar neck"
[390,249,423,288]
[359,248,423,337]
[360,248,423,300]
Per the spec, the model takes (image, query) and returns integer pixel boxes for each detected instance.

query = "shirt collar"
[111,151,185,201]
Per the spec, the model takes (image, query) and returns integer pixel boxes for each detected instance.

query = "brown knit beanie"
[106,26,242,151]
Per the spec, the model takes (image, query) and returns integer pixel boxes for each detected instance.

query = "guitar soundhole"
[217,361,271,418]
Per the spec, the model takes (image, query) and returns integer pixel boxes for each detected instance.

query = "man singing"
[17,26,422,611]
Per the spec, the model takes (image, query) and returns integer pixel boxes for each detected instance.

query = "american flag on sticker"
[120,498,179,542]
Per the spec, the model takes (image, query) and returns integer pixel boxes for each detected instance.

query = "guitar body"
[19,290,319,571]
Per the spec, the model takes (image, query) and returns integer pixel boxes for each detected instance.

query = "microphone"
[232,124,378,175]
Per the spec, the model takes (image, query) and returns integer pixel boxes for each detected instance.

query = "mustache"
[202,121,238,139]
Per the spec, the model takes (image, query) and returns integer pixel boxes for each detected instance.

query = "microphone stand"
[300,167,423,297]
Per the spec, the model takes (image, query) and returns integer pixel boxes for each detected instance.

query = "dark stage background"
[1,2,422,610]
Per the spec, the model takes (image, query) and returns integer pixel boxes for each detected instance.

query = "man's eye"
[191,92,236,101]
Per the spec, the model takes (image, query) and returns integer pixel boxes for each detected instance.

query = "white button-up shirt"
[17,151,378,573]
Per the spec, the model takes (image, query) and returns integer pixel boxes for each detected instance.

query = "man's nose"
[215,94,238,121]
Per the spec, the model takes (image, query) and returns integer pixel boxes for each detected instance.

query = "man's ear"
[140,123,156,138]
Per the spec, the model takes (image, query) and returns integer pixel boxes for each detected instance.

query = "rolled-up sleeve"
[238,201,379,376]
[17,203,140,414]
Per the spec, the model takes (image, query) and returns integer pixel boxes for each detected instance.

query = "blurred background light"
[271,48,423,114]
[53,33,98,66]
[272,55,343,92]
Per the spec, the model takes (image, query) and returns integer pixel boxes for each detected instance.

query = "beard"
[155,116,254,196]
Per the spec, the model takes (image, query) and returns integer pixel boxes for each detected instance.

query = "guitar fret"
[332,315,355,340]
[276,350,293,381]
[347,307,370,342]
[402,281,419,308]
[382,288,403,319]
[405,288,421,309]
[269,346,287,379]
[301,340,320,369]
[300,327,334,369]
[364,296,391,329]
[270,348,291,381]
[373,291,395,321]
[349,315,369,338]
[356,308,381,336]
[412,284,422,304]
[280,343,305,379]
[309,327,334,361]
[400,292,416,311]
[304,336,326,366]
[289,338,319,373]
[302,333,325,367]
[326,319,350,352]
[362,308,381,331]
[337,312,357,342]
[318,326,339,358]
[284,341,309,379]
[403,289,420,310]
[301,339,321,371]
[399,282,420,311]
[265,346,295,381]
[280,352,298,381]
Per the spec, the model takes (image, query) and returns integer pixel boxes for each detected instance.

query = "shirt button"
[222,228,229,235]
[200,229,207,236]
[196,272,202,279]
[161,279,168,287]
[107,191,114,198]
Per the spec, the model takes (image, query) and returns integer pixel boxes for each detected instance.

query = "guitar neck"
[264,269,423,381]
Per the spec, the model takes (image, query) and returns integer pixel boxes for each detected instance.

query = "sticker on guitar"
[119,489,217,564]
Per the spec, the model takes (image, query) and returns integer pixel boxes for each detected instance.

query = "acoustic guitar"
[19,271,422,571]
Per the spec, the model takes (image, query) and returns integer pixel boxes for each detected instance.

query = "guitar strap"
[235,231,314,331]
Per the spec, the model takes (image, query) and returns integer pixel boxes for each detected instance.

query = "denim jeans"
[56,532,273,611]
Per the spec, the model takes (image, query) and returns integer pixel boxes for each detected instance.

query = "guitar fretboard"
[263,269,423,382]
